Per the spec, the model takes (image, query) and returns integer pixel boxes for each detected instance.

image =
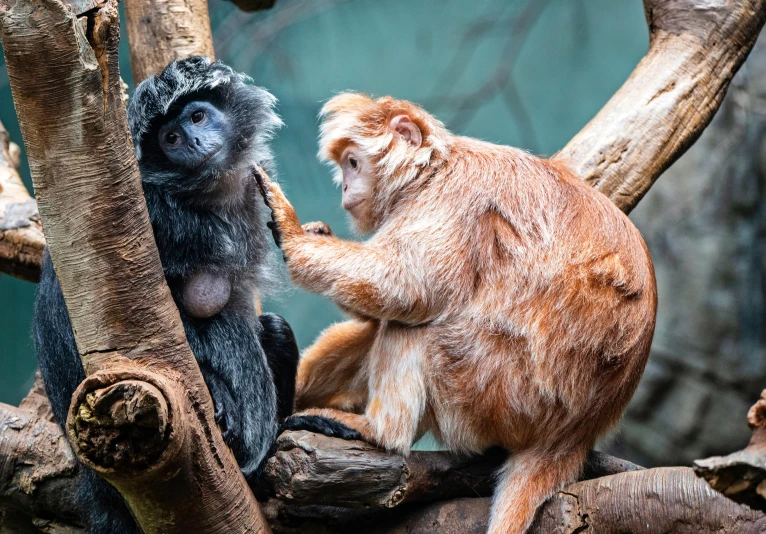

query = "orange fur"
[262,94,657,534]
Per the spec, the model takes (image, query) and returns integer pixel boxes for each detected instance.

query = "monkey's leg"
[186,312,278,482]
[295,318,377,412]
[259,312,300,421]
[287,324,427,455]
[488,446,589,534]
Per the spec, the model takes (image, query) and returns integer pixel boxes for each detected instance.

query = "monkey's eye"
[191,110,205,123]
[348,156,358,170]
[165,132,180,145]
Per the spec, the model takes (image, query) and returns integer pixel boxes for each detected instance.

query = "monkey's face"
[158,100,231,172]
[340,146,376,230]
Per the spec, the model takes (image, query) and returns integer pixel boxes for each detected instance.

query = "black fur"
[33,57,297,534]
[280,415,363,441]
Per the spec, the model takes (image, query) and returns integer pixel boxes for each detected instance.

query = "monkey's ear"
[389,115,422,148]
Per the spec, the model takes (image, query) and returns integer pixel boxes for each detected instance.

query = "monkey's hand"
[252,166,303,252]
[302,221,334,237]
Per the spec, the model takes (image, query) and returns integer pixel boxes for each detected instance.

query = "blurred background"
[1,0,764,467]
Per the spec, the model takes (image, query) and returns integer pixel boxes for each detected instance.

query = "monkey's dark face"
[158,101,231,171]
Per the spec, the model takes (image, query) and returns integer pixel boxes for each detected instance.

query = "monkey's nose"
[194,137,201,146]
[343,184,348,192]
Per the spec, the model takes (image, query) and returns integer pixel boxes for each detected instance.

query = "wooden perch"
[264,431,642,508]
[694,389,766,511]
[558,0,766,213]
[0,1,269,532]
[262,468,766,534]
[0,120,43,282]
[3,402,765,534]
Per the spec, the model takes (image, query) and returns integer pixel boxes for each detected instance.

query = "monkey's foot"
[280,414,363,441]
[302,221,333,237]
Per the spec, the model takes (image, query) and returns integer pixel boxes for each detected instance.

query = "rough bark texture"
[0,403,82,534]
[558,0,766,214]
[262,468,766,533]
[124,0,215,84]
[3,402,765,534]
[0,119,43,282]
[607,32,766,468]
[694,389,766,511]
[0,1,269,532]
[265,431,642,508]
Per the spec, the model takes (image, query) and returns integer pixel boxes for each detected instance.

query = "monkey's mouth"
[342,197,367,212]
[196,148,222,169]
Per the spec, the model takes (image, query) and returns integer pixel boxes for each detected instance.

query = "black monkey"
[33,57,299,534]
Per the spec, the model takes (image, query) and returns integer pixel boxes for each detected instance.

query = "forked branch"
[558,0,766,213]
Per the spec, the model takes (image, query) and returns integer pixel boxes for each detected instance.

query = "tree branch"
[123,0,215,84]
[263,431,642,508]
[557,0,766,213]
[0,119,43,282]
[0,0,270,532]
[695,389,766,510]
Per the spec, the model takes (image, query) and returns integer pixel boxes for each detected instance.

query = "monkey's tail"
[487,446,588,534]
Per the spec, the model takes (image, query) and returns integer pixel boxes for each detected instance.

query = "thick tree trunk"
[0,0,270,532]
[0,120,43,282]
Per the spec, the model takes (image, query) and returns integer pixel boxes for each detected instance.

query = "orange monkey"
[256,93,656,534]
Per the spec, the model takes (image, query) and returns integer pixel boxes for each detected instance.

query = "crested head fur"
[128,56,282,181]
[318,93,450,224]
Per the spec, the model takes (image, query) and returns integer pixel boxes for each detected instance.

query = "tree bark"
[264,431,642,508]
[694,389,766,511]
[558,0,766,214]
[0,1,270,532]
[0,120,43,282]
[3,403,765,534]
[124,0,215,84]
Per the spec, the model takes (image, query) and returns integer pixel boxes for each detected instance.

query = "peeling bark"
[0,120,43,282]
[0,0,270,532]
[558,0,766,213]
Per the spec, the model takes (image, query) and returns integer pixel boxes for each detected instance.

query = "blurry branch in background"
[424,0,551,152]
[215,0,351,73]
[0,119,43,282]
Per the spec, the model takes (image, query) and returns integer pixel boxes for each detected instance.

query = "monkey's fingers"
[302,221,334,237]
[251,165,272,209]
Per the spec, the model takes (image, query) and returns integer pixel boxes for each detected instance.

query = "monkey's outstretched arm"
[254,169,434,324]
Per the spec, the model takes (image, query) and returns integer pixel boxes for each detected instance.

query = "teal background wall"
[0,0,647,405]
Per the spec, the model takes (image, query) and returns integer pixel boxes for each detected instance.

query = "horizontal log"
[262,468,766,534]
[264,430,642,508]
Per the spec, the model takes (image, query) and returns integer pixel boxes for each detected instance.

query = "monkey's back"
[424,141,657,454]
